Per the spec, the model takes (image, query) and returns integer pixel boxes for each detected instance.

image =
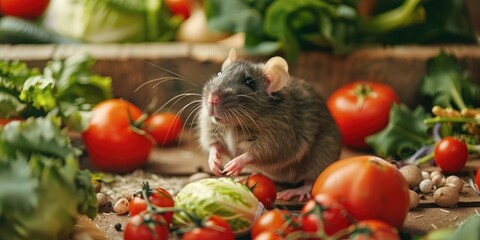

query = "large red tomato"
[82,99,153,173]
[327,81,399,149]
[311,155,409,229]
[0,0,50,20]
[434,137,469,173]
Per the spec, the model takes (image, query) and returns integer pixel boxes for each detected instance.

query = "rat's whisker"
[153,92,201,113]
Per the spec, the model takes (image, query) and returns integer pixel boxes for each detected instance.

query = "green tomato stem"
[424,116,477,125]
[414,151,435,165]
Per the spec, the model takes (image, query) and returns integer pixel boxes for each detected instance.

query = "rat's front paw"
[208,144,224,176]
[222,152,252,176]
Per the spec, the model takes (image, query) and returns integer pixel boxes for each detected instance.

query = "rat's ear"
[264,56,289,94]
[221,49,238,71]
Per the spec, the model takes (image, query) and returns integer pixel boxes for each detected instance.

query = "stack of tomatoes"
[250,155,410,240]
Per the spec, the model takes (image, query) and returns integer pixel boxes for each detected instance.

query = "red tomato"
[348,220,400,240]
[182,215,234,240]
[327,81,399,149]
[129,186,175,225]
[311,155,410,229]
[434,137,468,173]
[165,0,191,19]
[239,173,277,209]
[300,194,352,236]
[0,0,50,20]
[143,112,183,146]
[124,212,169,240]
[251,209,299,239]
[82,99,153,173]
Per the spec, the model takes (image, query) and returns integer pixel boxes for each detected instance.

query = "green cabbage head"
[173,177,263,235]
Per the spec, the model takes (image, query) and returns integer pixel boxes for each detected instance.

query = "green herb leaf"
[366,104,433,159]
[20,75,57,112]
[420,50,480,110]
[0,116,78,159]
[0,92,26,118]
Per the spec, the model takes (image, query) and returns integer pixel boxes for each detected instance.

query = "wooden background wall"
[1,43,480,122]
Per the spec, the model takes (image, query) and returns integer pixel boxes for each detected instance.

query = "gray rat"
[198,49,341,201]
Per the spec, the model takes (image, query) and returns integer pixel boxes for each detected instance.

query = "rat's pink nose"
[209,93,221,104]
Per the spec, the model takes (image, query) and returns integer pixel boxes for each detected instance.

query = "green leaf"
[0,156,38,217]
[0,92,26,118]
[360,0,424,33]
[366,104,433,159]
[450,215,480,240]
[45,53,112,105]
[0,60,40,92]
[420,50,480,110]
[0,116,78,160]
[19,75,57,112]
[264,0,358,60]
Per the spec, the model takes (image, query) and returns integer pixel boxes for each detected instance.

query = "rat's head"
[202,49,290,126]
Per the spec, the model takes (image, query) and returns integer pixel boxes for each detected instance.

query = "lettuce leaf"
[173,178,262,235]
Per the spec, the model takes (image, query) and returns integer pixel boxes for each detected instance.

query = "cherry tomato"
[311,155,410,229]
[239,173,277,209]
[182,215,234,240]
[124,212,169,240]
[82,99,153,173]
[300,194,352,236]
[129,184,175,225]
[348,220,400,240]
[434,137,468,173]
[0,0,50,20]
[327,81,399,149]
[251,209,299,239]
[143,112,183,146]
[165,0,191,19]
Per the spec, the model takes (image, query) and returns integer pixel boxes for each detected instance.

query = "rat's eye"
[217,72,222,76]
[243,76,256,90]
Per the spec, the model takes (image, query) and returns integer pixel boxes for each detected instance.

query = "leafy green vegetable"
[420,50,480,110]
[0,116,97,240]
[204,0,475,61]
[173,177,262,235]
[42,0,181,43]
[264,0,358,60]
[0,54,111,131]
[366,104,433,159]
